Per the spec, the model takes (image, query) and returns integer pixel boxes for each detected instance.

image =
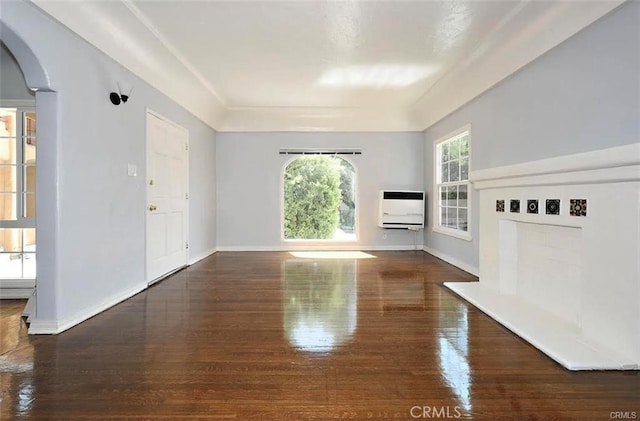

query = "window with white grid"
[434,127,471,241]
[1,107,37,279]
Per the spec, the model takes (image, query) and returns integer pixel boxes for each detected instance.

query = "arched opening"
[283,155,356,241]
[1,20,58,328]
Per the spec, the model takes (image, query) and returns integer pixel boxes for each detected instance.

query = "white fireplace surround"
[445,143,640,370]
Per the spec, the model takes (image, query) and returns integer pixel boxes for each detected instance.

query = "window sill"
[432,225,472,242]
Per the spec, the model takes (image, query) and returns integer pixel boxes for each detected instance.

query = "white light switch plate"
[127,164,137,177]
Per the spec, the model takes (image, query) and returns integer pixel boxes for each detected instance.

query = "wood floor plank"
[0,251,637,420]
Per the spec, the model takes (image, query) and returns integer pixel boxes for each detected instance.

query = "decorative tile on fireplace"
[546,199,560,215]
[510,199,520,213]
[496,200,505,212]
[570,199,587,216]
[527,199,539,214]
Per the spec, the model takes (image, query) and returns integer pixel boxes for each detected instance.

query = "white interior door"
[146,111,189,284]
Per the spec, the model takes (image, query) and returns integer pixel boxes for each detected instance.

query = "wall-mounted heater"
[378,190,425,229]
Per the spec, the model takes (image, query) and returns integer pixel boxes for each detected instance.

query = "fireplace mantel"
[446,143,640,370]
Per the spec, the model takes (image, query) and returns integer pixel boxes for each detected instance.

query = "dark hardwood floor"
[1,251,638,420]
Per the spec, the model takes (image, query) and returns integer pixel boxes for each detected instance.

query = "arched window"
[283,156,356,241]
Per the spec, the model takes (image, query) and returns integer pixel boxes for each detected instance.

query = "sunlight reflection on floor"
[289,251,376,259]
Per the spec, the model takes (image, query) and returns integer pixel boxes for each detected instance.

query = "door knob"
[148,204,157,211]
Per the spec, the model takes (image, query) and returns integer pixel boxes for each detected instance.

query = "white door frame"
[145,109,189,284]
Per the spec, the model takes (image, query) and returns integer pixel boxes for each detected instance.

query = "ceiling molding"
[221,107,421,132]
[30,0,625,133]
[30,0,226,130]
[119,0,228,108]
[412,0,626,131]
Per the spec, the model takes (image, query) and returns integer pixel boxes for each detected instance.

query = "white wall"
[423,1,640,272]
[216,132,424,250]
[1,0,216,332]
[0,42,34,101]
[188,126,217,264]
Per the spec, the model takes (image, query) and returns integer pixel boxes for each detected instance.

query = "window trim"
[432,124,472,242]
[280,154,359,243]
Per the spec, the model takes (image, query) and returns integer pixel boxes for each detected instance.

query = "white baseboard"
[189,247,217,265]
[216,244,425,252]
[423,246,479,276]
[365,245,425,251]
[28,282,147,335]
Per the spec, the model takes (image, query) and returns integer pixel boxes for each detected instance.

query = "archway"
[1,20,59,328]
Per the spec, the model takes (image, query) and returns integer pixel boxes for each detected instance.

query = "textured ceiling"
[30,0,625,131]
[132,1,520,108]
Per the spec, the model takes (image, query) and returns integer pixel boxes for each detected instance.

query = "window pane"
[0,228,22,252]
[449,139,460,160]
[440,206,447,227]
[0,253,22,278]
[452,186,461,207]
[284,156,355,240]
[460,158,468,181]
[23,253,36,278]
[441,187,448,206]
[441,161,449,183]
[0,138,18,165]
[24,112,36,137]
[23,226,36,279]
[24,193,36,218]
[460,135,469,157]
[0,193,18,220]
[459,185,468,208]
[0,165,17,191]
[449,160,459,182]
[0,229,35,279]
[0,110,17,138]
[458,208,468,231]
[23,228,36,251]
[446,207,458,229]
[24,138,36,164]
[24,165,36,192]
[441,142,450,162]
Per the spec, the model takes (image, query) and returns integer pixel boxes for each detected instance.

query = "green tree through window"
[284,156,356,240]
